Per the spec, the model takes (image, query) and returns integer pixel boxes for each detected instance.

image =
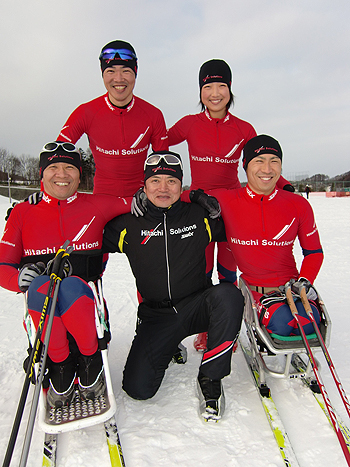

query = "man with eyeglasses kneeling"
[103,151,244,422]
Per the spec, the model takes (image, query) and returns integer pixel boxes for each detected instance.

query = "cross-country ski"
[0,194,349,466]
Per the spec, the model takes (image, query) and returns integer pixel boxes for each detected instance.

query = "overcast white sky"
[0,0,349,185]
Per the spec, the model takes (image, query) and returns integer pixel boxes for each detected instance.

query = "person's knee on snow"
[122,371,161,400]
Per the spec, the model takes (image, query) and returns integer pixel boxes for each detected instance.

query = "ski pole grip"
[49,241,71,278]
[57,246,74,279]
[285,286,298,317]
[300,288,313,315]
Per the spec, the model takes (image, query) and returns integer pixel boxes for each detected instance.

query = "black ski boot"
[172,342,188,364]
[46,353,76,408]
[77,350,106,400]
[197,371,225,422]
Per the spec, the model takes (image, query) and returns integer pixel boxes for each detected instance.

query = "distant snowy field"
[0,193,349,467]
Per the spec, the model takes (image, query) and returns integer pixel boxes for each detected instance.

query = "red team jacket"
[58,94,168,196]
[168,110,290,190]
[0,191,131,293]
[212,186,324,287]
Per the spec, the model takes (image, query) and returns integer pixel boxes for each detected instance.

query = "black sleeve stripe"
[302,248,323,257]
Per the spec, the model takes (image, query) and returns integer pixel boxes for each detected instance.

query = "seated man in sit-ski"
[192,134,324,337]
[0,142,131,409]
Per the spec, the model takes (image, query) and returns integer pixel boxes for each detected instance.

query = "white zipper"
[163,213,178,313]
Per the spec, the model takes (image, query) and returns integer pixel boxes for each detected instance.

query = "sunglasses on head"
[144,154,183,171]
[99,48,137,61]
[41,142,80,155]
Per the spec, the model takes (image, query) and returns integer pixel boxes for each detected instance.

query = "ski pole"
[89,280,126,467]
[300,287,350,419]
[285,285,350,466]
[2,241,70,467]
[19,243,73,467]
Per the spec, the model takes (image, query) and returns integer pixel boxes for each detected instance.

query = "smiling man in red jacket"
[57,40,168,197]
[208,135,324,336]
[187,134,323,336]
[0,142,131,409]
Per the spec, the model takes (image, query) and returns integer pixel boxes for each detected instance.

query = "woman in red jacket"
[168,59,293,350]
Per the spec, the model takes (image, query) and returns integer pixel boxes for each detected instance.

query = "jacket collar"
[103,93,135,113]
[42,191,79,206]
[204,108,230,124]
[146,198,182,219]
[244,185,279,203]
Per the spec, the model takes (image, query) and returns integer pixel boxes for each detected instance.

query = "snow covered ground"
[0,193,349,467]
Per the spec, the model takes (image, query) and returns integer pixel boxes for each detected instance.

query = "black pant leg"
[122,307,187,400]
[196,283,244,380]
[122,283,244,399]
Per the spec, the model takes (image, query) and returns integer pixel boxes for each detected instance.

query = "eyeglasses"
[99,48,137,61]
[41,142,80,155]
[144,154,183,171]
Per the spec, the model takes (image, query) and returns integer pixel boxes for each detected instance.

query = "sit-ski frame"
[22,279,117,434]
[239,276,332,388]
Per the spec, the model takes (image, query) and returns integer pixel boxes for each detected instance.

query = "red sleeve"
[180,190,191,203]
[90,195,132,222]
[244,123,257,142]
[57,104,87,144]
[297,199,323,283]
[299,253,323,284]
[150,108,168,152]
[277,175,293,190]
[0,205,25,292]
[167,116,192,146]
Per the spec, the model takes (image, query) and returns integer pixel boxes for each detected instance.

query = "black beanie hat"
[199,59,232,90]
[144,151,183,182]
[242,135,283,171]
[39,142,82,178]
[99,40,138,76]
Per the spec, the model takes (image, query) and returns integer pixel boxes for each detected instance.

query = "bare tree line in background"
[1,145,348,194]
[0,147,95,191]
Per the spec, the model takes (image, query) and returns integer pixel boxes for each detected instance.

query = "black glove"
[283,184,295,192]
[189,189,221,219]
[5,202,18,221]
[131,188,148,217]
[5,192,43,222]
[27,191,43,205]
[47,258,73,278]
[290,278,317,300]
[18,262,46,292]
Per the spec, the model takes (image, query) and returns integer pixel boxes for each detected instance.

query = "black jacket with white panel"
[103,198,226,304]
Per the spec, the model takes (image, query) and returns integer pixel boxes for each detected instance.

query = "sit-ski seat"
[239,276,332,385]
[23,279,117,434]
